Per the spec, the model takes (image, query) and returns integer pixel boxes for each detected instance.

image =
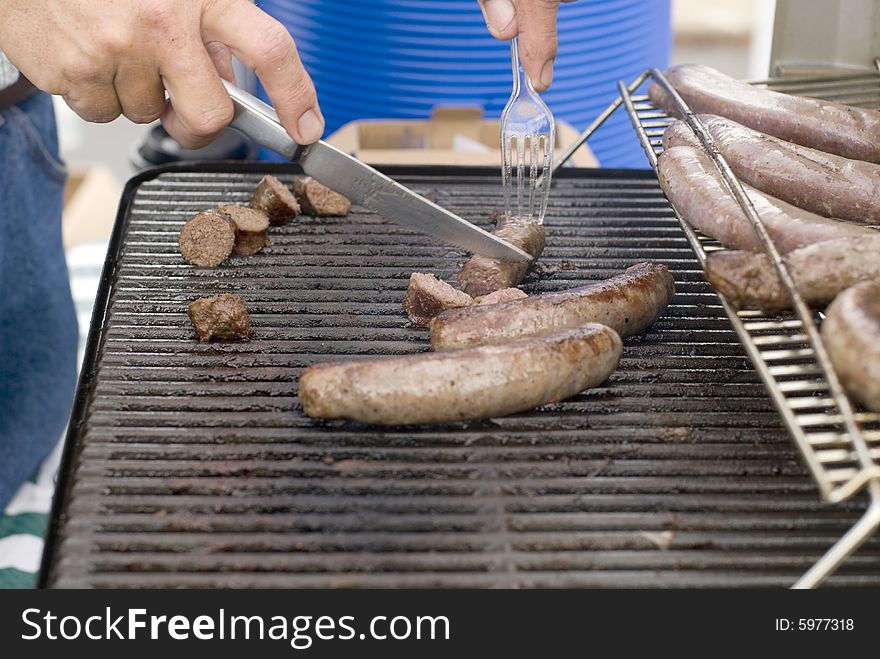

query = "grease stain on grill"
[41,167,880,588]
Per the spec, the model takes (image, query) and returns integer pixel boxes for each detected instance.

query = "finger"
[63,78,123,123]
[478,0,518,40]
[202,0,324,144]
[515,0,561,91]
[205,41,236,83]
[114,63,166,124]
[159,43,234,149]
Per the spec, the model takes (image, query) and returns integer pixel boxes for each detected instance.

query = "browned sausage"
[403,272,473,328]
[178,210,237,267]
[431,262,674,352]
[649,64,880,162]
[822,281,880,412]
[704,236,880,313]
[456,213,545,297]
[657,146,874,254]
[251,175,300,226]
[298,324,622,425]
[663,116,880,223]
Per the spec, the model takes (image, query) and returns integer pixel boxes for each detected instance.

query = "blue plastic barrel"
[259,0,670,168]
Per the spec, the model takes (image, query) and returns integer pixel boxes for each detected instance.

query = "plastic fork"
[500,36,556,222]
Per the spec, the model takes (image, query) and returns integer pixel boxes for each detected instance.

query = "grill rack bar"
[556,69,880,588]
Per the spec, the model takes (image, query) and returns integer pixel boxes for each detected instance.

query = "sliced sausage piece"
[474,288,528,305]
[251,175,301,226]
[218,205,270,256]
[432,262,675,352]
[664,116,880,223]
[649,63,880,163]
[188,294,252,342]
[403,273,473,328]
[178,210,237,267]
[293,176,351,216]
[456,213,545,297]
[299,324,622,425]
[657,147,874,254]
[704,236,880,313]
[822,281,880,412]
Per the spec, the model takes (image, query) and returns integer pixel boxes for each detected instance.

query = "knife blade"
[222,80,531,263]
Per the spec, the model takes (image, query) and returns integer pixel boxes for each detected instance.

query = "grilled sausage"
[657,147,874,254]
[663,116,880,223]
[218,205,270,256]
[188,294,252,342]
[456,213,545,297]
[431,262,674,352]
[293,176,351,217]
[299,324,622,425]
[704,236,880,313]
[822,281,880,412]
[251,175,301,226]
[178,210,237,267]
[403,273,473,328]
[649,64,880,162]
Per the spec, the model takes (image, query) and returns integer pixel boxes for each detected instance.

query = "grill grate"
[41,164,880,588]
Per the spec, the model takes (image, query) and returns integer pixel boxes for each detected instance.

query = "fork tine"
[529,134,539,218]
[516,133,525,216]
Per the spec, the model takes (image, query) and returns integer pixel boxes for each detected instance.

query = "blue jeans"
[0,92,77,509]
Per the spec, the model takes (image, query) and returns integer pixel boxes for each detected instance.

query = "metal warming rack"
[558,69,880,588]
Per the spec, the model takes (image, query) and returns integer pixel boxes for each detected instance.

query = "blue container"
[259,0,670,168]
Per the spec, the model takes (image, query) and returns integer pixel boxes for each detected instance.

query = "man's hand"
[0,0,324,148]
[478,0,575,92]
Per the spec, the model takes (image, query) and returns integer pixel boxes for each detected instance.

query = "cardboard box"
[62,165,123,247]
[327,107,599,167]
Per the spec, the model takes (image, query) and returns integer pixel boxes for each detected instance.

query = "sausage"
[474,287,528,305]
[218,205,270,256]
[431,262,674,352]
[456,213,545,297]
[293,176,351,216]
[649,64,880,162]
[704,236,880,313]
[663,116,880,223]
[403,273,473,328]
[251,175,301,226]
[298,324,622,425]
[188,294,252,342]
[178,210,237,267]
[657,147,874,254]
[822,281,880,412]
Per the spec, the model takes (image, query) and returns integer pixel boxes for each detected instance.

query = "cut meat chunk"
[251,175,301,226]
[218,205,270,256]
[178,210,237,267]
[457,213,545,297]
[474,288,528,305]
[293,176,351,216]
[403,273,473,328]
[188,294,253,342]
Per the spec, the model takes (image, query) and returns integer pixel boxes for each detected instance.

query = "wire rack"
[556,68,880,588]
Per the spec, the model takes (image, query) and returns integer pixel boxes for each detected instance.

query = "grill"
[40,162,880,588]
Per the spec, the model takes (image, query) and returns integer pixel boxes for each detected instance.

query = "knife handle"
[222,79,305,161]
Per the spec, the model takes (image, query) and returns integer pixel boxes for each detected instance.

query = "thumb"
[479,0,518,40]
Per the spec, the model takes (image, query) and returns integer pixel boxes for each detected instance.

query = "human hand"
[0,0,324,148]
[478,0,576,92]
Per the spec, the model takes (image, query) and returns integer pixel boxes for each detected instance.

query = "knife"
[222,80,531,263]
